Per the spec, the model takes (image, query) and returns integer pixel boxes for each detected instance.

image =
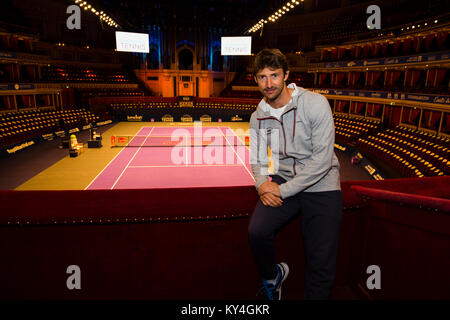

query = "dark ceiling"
[97,0,378,34]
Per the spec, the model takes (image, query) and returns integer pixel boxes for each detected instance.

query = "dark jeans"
[248,175,343,300]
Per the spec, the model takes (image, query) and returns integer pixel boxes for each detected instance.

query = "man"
[248,48,342,300]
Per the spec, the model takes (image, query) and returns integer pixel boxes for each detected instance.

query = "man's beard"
[264,82,284,102]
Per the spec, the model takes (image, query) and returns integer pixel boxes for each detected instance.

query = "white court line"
[220,128,255,182]
[226,126,250,151]
[128,164,244,168]
[84,126,152,190]
[185,134,188,166]
[110,127,155,190]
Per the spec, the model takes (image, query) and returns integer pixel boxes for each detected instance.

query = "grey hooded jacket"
[249,83,341,199]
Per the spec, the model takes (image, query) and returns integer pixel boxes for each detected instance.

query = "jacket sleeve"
[278,94,335,198]
[249,112,269,190]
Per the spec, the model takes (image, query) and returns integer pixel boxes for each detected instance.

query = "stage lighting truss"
[74,0,120,28]
[247,0,302,34]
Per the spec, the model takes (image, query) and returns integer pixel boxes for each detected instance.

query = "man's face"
[254,67,289,102]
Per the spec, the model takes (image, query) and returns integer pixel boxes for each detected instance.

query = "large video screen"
[221,37,252,56]
[115,31,149,53]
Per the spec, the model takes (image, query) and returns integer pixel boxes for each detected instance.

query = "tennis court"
[86,125,255,189]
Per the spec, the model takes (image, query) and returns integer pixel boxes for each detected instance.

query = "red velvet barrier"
[351,185,450,213]
[0,176,449,299]
[349,185,450,299]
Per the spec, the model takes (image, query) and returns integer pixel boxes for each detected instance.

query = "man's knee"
[248,219,274,243]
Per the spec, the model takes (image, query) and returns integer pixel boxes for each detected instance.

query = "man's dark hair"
[252,48,289,76]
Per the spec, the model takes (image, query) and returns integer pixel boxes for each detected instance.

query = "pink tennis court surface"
[86,126,255,189]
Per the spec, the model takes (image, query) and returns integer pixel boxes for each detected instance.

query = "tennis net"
[111,134,250,148]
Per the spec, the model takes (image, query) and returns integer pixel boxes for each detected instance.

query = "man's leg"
[248,175,301,280]
[299,190,342,300]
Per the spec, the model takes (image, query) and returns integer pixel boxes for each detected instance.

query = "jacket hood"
[255,83,308,118]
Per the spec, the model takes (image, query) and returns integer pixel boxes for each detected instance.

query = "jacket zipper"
[258,109,297,175]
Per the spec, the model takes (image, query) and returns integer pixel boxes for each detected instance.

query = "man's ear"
[254,75,258,83]
[284,70,290,82]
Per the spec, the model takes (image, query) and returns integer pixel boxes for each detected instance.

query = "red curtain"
[422,111,441,128]
[0,35,9,48]
[412,37,421,52]
[42,95,49,106]
[393,40,401,55]
[393,71,402,83]
[372,44,381,57]
[444,114,450,132]
[5,64,15,79]
[3,96,10,109]
[9,36,18,50]
[366,104,381,117]
[405,70,412,87]
[425,34,435,51]
[437,31,448,49]
[409,70,422,87]
[367,71,382,86]
[334,72,345,87]
[385,71,392,86]
[350,46,357,59]
[402,39,412,55]
[387,71,402,86]
[363,44,371,58]
[356,102,364,114]
[338,47,346,60]
[372,71,382,83]
[435,69,447,86]
[373,104,382,116]
[24,39,32,52]
[319,73,328,86]
[26,66,36,81]
[431,112,441,127]
[331,48,338,60]
[352,46,362,59]
[427,69,436,88]
[381,42,388,57]
[350,102,356,114]
[337,100,348,112]
[353,72,361,86]
[411,109,420,121]
[347,73,354,87]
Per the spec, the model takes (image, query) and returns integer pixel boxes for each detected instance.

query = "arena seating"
[333,114,380,143]
[316,68,450,95]
[356,125,450,177]
[320,30,449,62]
[0,109,99,150]
[41,65,132,83]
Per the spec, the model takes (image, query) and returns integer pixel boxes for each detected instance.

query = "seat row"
[0,109,99,150]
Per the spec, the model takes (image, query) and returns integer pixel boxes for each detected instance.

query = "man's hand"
[260,192,283,207]
[257,181,282,198]
[258,181,283,207]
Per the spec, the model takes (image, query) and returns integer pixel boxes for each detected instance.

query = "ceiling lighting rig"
[247,0,302,34]
[74,0,120,28]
